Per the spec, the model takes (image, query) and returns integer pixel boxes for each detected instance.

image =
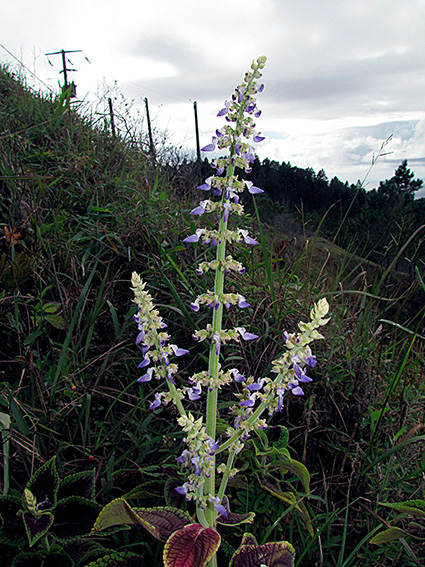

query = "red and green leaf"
[25,457,59,512]
[217,510,255,526]
[92,498,193,542]
[20,510,54,547]
[163,524,221,567]
[132,507,193,542]
[92,498,144,533]
[230,540,295,567]
[58,469,96,500]
[50,496,101,541]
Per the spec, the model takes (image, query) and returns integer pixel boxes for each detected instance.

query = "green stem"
[217,448,237,502]
[167,379,187,418]
[1,429,9,496]
[216,401,268,454]
[204,205,228,527]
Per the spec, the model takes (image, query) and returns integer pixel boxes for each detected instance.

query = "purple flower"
[289,383,304,396]
[183,228,205,243]
[294,363,312,383]
[187,386,201,401]
[245,181,264,195]
[238,295,250,308]
[135,330,145,345]
[190,200,209,216]
[138,367,154,382]
[170,344,189,357]
[299,373,313,383]
[246,378,264,392]
[212,497,228,517]
[213,333,221,355]
[190,299,200,312]
[208,439,220,453]
[222,203,231,223]
[201,137,217,152]
[191,456,202,476]
[137,356,150,369]
[306,356,317,367]
[253,132,265,143]
[149,393,162,410]
[241,394,256,407]
[176,450,191,464]
[175,482,190,495]
[236,327,259,341]
[276,387,285,412]
[230,368,246,382]
[198,176,213,191]
[239,229,259,246]
[217,101,230,116]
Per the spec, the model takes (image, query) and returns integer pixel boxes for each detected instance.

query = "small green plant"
[92,56,330,567]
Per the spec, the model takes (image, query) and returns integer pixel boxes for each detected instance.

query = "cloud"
[2,0,425,190]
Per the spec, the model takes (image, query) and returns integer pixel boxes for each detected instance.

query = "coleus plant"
[0,456,108,566]
[92,56,330,567]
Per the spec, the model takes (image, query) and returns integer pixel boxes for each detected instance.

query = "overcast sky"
[2,0,425,194]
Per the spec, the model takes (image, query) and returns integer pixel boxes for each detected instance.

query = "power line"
[0,43,54,91]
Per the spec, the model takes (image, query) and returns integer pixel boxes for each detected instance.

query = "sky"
[2,0,425,195]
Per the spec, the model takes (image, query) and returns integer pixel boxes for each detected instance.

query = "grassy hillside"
[1,65,425,566]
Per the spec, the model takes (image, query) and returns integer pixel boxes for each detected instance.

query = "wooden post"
[61,49,69,89]
[108,97,116,138]
[193,101,201,162]
[144,97,156,160]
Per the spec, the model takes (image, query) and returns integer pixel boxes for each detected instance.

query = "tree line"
[245,157,425,270]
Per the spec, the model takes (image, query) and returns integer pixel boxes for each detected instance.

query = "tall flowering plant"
[93,57,330,567]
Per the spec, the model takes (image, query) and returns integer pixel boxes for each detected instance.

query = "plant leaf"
[92,498,193,542]
[381,499,425,517]
[258,478,313,537]
[122,481,164,501]
[133,507,193,542]
[280,460,310,494]
[25,457,59,512]
[92,498,141,533]
[0,496,26,543]
[240,533,258,546]
[217,511,255,526]
[20,510,54,547]
[58,469,96,500]
[163,524,221,567]
[83,551,145,566]
[0,412,11,430]
[370,526,410,544]
[230,540,295,567]
[50,496,101,541]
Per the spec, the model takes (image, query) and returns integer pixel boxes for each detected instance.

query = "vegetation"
[1,62,425,566]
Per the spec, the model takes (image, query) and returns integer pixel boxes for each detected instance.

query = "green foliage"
[0,458,149,566]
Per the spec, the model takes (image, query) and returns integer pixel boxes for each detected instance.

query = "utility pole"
[45,49,82,97]
[193,101,201,162]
